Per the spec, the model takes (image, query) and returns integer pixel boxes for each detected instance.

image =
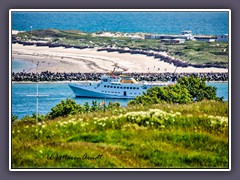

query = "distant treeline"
[12,71,228,82]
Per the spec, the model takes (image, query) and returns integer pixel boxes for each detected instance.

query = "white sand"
[12,44,228,73]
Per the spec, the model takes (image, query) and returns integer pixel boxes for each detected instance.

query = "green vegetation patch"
[15,29,228,67]
[129,76,222,106]
[12,99,228,168]
[11,76,228,168]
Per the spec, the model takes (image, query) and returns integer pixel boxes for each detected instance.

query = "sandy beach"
[12,43,228,74]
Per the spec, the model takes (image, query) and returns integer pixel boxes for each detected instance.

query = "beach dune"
[12,44,228,74]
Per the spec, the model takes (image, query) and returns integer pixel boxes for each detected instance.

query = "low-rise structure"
[145,30,229,43]
[144,30,194,41]
[194,36,216,42]
[216,34,228,42]
[161,38,186,44]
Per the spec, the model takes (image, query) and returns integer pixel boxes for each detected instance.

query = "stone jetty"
[12,71,228,82]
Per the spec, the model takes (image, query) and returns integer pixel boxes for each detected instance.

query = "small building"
[161,38,186,44]
[181,30,195,40]
[145,30,194,40]
[216,34,228,42]
[128,36,142,40]
[145,31,227,43]
[194,36,216,42]
[144,34,164,39]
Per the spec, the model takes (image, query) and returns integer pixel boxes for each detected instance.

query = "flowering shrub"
[44,108,227,133]
[12,100,228,168]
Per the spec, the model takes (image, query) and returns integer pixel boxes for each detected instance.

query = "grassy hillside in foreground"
[11,100,229,169]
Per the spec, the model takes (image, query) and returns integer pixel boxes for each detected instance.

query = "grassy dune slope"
[12,100,229,168]
[15,29,229,67]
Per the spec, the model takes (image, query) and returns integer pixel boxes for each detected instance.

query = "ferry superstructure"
[68,64,173,99]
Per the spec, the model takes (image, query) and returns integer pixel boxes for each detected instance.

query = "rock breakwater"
[12,71,228,82]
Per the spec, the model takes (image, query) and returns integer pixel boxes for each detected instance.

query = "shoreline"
[12,43,228,74]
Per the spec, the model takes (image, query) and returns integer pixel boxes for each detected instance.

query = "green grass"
[166,41,228,66]
[12,100,229,168]
[15,29,228,67]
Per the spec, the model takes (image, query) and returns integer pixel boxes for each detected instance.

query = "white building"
[161,38,186,44]
[194,36,216,42]
[144,30,194,40]
[181,30,195,40]
[216,34,228,42]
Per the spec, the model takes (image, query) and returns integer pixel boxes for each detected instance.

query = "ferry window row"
[103,85,139,90]
[102,91,121,94]
[101,91,141,95]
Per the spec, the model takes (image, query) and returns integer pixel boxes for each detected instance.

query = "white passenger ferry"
[68,64,173,99]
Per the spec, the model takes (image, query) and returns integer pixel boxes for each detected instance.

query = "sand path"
[12,44,228,73]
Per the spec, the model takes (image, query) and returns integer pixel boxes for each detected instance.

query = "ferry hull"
[68,84,136,99]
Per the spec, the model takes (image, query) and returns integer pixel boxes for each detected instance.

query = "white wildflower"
[175,112,181,115]
[208,115,214,119]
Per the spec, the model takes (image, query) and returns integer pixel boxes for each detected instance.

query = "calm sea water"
[12,11,228,35]
[12,82,228,119]
[11,12,229,119]
[12,59,36,73]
